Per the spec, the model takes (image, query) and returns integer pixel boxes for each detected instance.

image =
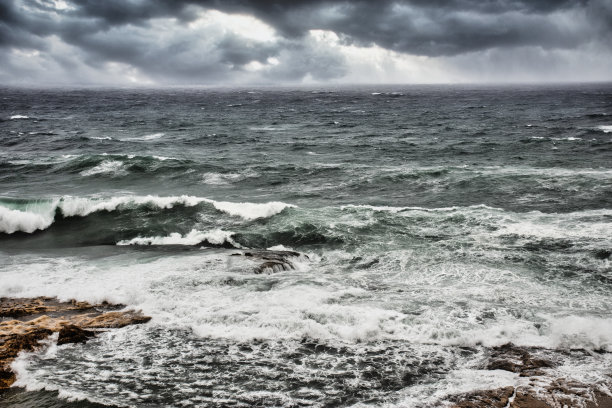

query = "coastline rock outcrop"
[0,296,151,390]
[448,343,612,408]
[233,249,309,274]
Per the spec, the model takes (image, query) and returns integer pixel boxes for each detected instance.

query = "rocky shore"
[447,344,612,408]
[0,296,151,389]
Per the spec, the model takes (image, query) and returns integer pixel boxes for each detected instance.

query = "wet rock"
[0,327,53,390]
[587,391,612,408]
[57,325,95,345]
[593,249,612,260]
[511,390,553,407]
[487,343,554,377]
[451,386,514,408]
[0,297,151,389]
[447,344,611,408]
[77,311,151,329]
[0,297,95,319]
[254,260,293,274]
[234,249,308,274]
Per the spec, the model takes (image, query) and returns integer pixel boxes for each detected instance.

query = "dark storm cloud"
[44,0,609,56]
[0,0,610,84]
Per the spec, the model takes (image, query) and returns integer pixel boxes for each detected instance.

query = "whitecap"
[79,160,127,177]
[117,228,238,247]
[58,195,208,217]
[0,195,296,234]
[0,205,56,234]
[122,132,165,141]
[212,200,295,220]
[201,172,242,185]
[88,136,113,140]
[597,125,612,133]
[10,114,29,119]
[201,170,258,185]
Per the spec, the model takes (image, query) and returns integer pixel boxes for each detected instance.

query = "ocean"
[1,84,611,407]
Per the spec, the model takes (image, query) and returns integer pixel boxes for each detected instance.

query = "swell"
[2,197,611,274]
[0,154,198,180]
[0,196,295,248]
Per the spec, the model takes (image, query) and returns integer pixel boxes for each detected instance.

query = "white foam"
[0,205,55,234]
[597,125,612,133]
[11,337,111,405]
[551,136,582,141]
[10,114,29,119]
[79,160,127,177]
[547,315,612,351]
[87,136,113,140]
[122,132,165,141]
[117,229,238,247]
[152,155,177,161]
[266,244,295,251]
[212,201,295,220]
[496,208,612,240]
[390,369,519,408]
[341,203,498,213]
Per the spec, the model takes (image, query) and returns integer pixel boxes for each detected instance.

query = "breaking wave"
[0,195,296,235]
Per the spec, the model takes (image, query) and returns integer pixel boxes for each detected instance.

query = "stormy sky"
[1,0,611,86]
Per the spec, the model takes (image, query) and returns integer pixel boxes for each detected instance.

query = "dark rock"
[593,249,612,260]
[451,386,514,408]
[487,343,553,376]
[0,297,151,389]
[57,325,95,345]
[235,250,308,274]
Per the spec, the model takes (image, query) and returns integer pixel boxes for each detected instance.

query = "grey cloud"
[0,0,610,85]
[59,0,610,55]
[6,1,608,56]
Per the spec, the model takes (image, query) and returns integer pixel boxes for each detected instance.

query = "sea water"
[1,85,611,407]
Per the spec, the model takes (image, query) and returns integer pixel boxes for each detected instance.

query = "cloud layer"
[1,0,610,85]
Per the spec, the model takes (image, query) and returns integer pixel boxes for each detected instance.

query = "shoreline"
[0,296,151,390]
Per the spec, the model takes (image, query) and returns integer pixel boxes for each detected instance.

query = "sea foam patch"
[597,125,612,133]
[0,205,55,234]
[212,200,295,220]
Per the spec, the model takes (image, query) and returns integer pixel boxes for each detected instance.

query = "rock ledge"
[0,296,151,389]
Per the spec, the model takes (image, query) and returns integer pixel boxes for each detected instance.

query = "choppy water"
[1,85,611,407]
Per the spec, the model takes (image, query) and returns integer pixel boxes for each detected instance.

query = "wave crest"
[0,195,296,234]
[117,228,239,247]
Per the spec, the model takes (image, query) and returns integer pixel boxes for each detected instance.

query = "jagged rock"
[0,327,53,390]
[587,391,612,408]
[254,260,293,274]
[511,391,553,408]
[451,386,514,408]
[0,297,151,389]
[57,325,96,345]
[234,249,308,274]
[448,345,611,408]
[77,311,152,329]
[0,297,95,318]
[487,343,554,377]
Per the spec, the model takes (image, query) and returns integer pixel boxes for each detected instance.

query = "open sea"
[1,84,611,407]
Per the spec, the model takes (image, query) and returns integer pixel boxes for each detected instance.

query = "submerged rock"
[0,296,151,390]
[233,249,308,274]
